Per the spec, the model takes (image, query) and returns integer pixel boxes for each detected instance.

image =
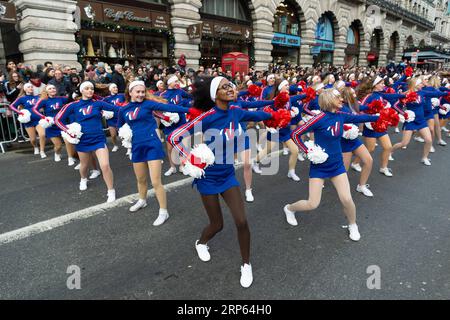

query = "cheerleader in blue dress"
[8,83,45,156]
[169,76,274,288]
[55,82,120,202]
[103,83,126,152]
[286,89,380,241]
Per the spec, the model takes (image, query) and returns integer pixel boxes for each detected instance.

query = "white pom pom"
[364,122,373,130]
[118,123,133,141]
[102,110,114,120]
[190,143,215,167]
[290,107,299,117]
[182,161,205,179]
[122,140,132,149]
[384,102,391,109]
[61,122,83,144]
[160,112,180,127]
[399,114,405,123]
[431,98,440,107]
[267,127,278,134]
[39,116,54,129]
[405,110,416,122]
[304,140,329,164]
[17,109,31,124]
[343,124,359,140]
[439,104,450,115]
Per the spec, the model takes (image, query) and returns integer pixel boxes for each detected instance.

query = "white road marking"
[0,151,282,245]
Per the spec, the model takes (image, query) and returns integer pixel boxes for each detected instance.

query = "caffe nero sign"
[272,33,301,47]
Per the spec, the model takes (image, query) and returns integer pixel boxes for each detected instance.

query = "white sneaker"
[441,127,449,133]
[389,154,395,161]
[394,127,400,133]
[240,263,253,288]
[297,153,305,161]
[74,163,81,170]
[107,189,116,203]
[68,157,75,167]
[245,189,254,203]
[40,151,47,159]
[89,170,101,179]
[79,178,88,191]
[282,148,289,156]
[256,144,263,152]
[414,136,425,143]
[421,158,431,166]
[34,147,39,155]
[284,205,298,226]
[402,146,407,150]
[252,163,262,174]
[153,211,169,226]
[356,184,374,197]
[195,240,210,262]
[112,145,119,152]
[379,167,393,177]
[438,139,447,146]
[287,170,300,182]
[430,146,435,153]
[129,199,147,212]
[164,167,177,177]
[348,224,361,241]
[351,163,362,173]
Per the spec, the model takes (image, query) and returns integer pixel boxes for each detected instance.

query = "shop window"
[274,1,300,36]
[200,0,248,21]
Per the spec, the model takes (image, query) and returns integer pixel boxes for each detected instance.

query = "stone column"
[169,0,202,70]
[252,2,275,71]
[0,31,6,66]
[359,32,371,67]
[378,36,389,67]
[12,0,80,69]
[334,26,347,67]
[299,26,315,67]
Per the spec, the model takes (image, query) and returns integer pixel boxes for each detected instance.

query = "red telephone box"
[221,52,249,76]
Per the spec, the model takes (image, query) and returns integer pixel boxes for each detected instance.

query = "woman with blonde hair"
[285,89,381,240]
[391,77,447,166]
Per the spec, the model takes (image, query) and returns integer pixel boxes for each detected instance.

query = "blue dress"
[103,94,126,127]
[339,104,363,153]
[291,111,378,179]
[33,97,69,138]
[169,106,271,195]
[159,89,191,138]
[9,95,40,128]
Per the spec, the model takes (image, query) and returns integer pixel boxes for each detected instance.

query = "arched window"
[273,1,300,35]
[347,28,355,45]
[201,0,249,21]
[316,16,334,41]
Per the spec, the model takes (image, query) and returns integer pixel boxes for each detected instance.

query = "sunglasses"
[219,83,233,91]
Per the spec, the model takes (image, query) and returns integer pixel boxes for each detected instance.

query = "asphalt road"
[0,131,449,300]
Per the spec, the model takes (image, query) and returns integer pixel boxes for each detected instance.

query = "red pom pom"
[367,100,384,114]
[248,84,262,97]
[405,91,418,103]
[405,66,414,77]
[385,87,395,94]
[297,81,307,91]
[380,108,399,127]
[186,107,203,122]
[350,81,359,88]
[303,87,316,103]
[261,79,267,87]
[262,106,277,128]
[276,109,292,128]
[372,119,389,132]
[274,91,290,109]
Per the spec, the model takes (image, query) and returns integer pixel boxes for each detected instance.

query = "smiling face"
[130,85,146,103]
[46,85,57,97]
[81,85,94,99]
[374,81,385,92]
[25,86,34,95]
[268,77,275,86]
[110,86,118,95]
[215,79,235,103]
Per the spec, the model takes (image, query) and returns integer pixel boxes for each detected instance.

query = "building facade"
[1,0,450,70]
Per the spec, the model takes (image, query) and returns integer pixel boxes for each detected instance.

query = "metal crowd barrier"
[0,102,30,154]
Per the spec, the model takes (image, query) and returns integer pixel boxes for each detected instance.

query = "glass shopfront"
[78,0,171,67]
[345,24,360,67]
[313,15,335,66]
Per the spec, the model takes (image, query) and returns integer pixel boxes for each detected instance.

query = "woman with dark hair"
[4,71,24,103]
[169,76,278,288]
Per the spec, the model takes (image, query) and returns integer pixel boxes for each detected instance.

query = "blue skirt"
[268,127,292,143]
[341,138,363,153]
[194,164,239,195]
[424,112,434,121]
[24,119,40,129]
[310,154,346,179]
[131,140,165,163]
[290,113,302,125]
[76,134,107,152]
[234,132,250,153]
[106,117,119,128]
[362,127,387,139]
[45,125,62,139]
[403,119,428,131]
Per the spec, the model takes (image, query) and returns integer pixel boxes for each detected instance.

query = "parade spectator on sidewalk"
[111,64,126,93]
[48,69,70,96]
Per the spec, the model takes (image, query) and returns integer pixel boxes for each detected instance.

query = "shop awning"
[404,50,450,60]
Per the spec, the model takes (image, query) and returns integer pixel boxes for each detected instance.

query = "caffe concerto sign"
[78,0,170,29]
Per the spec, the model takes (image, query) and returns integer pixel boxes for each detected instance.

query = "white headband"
[416,79,422,86]
[349,73,355,80]
[267,74,275,81]
[46,84,56,91]
[129,80,145,92]
[24,83,33,90]
[393,73,399,79]
[246,80,253,86]
[210,76,225,102]
[336,81,345,89]
[156,80,164,87]
[373,76,383,87]
[278,80,289,91]
[315,83,325,91]
[332,89,341,97]
[79,82,93,92]
[109,83,117,91]
[167,75,178,86]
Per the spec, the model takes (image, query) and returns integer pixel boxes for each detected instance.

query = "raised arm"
[338,111,379,124]
[145,100,190,114]
[238,100,274,109]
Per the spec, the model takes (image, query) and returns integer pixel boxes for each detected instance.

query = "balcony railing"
[367,0,435,29]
